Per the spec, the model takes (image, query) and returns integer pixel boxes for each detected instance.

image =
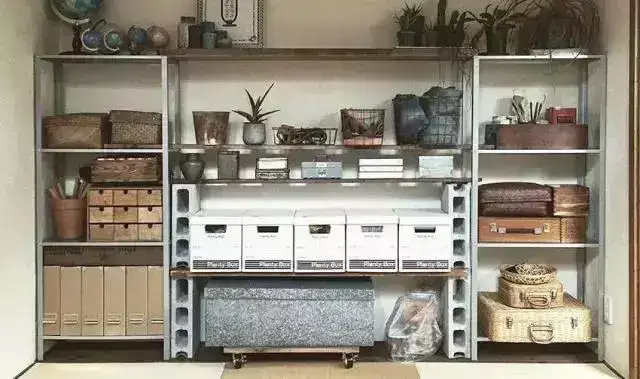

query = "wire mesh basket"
[393,87,462,147]
[340,108,385,147]
[273,126,338,145]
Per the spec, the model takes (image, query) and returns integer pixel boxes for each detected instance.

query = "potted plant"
[519,0,599,54]
[470,0,532,55]
[424,21,439,47]
[394,3,423,46]
[233,83,280,145]
[435,0,473,47]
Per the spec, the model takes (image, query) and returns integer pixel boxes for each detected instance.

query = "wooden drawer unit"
[88,189,113,206]
[89,224,115,241]
[113,189,138,206]
[138,224,162,241]
[88,207,114,223]
[114,224,138,241]
[138,189,162,206]
[114,207,138,223]
[138,207,163,223]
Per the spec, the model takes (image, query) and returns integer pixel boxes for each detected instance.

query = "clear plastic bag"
[385,290,443,362]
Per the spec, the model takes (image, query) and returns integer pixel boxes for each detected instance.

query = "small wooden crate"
[553,185,589,217]
[90,157,161,184]
[560,217,588,243]
[497,124,588,150]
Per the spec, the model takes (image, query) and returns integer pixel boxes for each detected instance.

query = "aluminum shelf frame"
[34,56,172,361]
[469,55,607,361]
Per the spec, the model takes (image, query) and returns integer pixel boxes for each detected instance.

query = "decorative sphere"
[81,29,102,52]
[128,26,148,46]
[51,0,101,24]
[147,25,170,50]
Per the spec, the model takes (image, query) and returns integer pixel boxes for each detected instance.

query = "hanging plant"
[519,0,599,53]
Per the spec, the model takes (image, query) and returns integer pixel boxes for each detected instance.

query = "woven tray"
[500,264,557,285]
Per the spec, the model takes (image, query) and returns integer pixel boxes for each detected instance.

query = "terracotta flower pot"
[51,198,86,240]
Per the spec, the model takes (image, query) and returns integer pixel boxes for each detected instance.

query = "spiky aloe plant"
[393,3,423,31]
[233,83,280,124]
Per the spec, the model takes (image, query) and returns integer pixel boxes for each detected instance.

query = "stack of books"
[358,158,404,179]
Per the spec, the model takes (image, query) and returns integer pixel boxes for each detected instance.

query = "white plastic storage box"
[294,209,346,272]
[394,209,453,272]
[345,209,398,272]
[242,209,294,272]
[190,210,245,272]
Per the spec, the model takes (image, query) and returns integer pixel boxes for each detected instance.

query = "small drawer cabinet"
[88,187,163,242]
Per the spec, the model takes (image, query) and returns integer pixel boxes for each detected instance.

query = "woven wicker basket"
[500,264,557,285]
[43,113,109,148]
[109,110,162,145]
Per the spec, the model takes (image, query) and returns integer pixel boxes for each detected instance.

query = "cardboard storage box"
[204,278,375,347]
[346,209,398,272]
[43,266,61,336]
[242,210,294,272]
[190,210,244,272]
[60,267,82,336]
[147,266,164,336]
[394,209,453,272]
[81,267,104,336]
[43,246,163,266]
[104,266,126,336]
[126,267,148,335]
[294,209,346,272]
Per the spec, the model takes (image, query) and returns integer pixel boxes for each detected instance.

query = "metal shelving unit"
[470,55,607,361]
[34,55,171,361]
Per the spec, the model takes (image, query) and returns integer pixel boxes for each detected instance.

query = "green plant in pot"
[394,3,423,46]
[435,0,473,47]
[424,21,439,46]
[233,83,280,145]
[470,0,533,55]
[519,0,599,53]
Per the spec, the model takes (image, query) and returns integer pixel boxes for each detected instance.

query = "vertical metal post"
[34,57,44,361]
[597,57,608,362]
[161,57,171,361]
[470,56,481,361]
[576,63,589,304]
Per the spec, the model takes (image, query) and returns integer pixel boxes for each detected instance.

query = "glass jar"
[178,16,197,49]
[202,21,217,49]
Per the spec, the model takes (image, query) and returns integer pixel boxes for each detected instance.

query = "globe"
[51,0,101,25]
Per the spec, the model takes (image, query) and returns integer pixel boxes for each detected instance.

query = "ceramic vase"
[243,123,266,145]
[180,154,205,181]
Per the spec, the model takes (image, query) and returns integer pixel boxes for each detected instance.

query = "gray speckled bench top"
[203,278,374,301]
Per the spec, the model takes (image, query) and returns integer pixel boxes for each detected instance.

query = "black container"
[218,151,239,179]
[189,25,203,48]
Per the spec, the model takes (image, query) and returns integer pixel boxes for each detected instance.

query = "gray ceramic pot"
[243,123,266,145]
[180,154,205,181]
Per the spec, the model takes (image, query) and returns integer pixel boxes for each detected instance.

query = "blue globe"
[51,0,101,24]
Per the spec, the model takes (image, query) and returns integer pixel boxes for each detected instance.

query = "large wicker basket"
[43,113,109,149]
[109,110,162,145]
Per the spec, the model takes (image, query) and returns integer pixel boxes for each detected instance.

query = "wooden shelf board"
[169,268,468,278]
[479,149,601,155]
[41,240,164,247]
[43,335,164,341]
[478,242,599,248]
[39,148,163,154]
[172,178,471,186]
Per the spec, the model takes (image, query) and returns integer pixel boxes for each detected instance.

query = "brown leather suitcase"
[498,277,564,309]
[478,217,561,243]
[479,182,553,204]
[479,202,552,217]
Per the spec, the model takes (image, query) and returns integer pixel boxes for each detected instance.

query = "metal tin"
[188,24,203,48]
[218,151,239,179]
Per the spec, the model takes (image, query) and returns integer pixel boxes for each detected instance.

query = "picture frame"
[196,0,264,48]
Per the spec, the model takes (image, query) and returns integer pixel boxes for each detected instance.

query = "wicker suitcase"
[498,277,564,309]
[478,217,561,243]
[553,185,589,217]
[479,292,591,344]
[479,202,552,217]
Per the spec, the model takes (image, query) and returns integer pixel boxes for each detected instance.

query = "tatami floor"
[20,362,621,379]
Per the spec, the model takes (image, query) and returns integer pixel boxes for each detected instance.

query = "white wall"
[0,0,50,377]
[597,0,630,376]
[53,0,630,364]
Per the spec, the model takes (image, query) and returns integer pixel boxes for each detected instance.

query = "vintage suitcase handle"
[529,324,554,344]
[491,223,549,235]
[525,293,552,308]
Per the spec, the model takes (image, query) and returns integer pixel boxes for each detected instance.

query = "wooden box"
[89,157,160,184]
[561,217,587,243]
[89,224,115,241]
[114,224,138,241]
[498,277,564,309]
[497,124,588,150]
[554,185,589,217]
[138,224,162,241]
[114,207,138,223]
[113,189,138,206]
[88,189,113,206]
[478,217,561,243]
[138,207,163,223]
[478,292,591,344]
[137,189,162,206]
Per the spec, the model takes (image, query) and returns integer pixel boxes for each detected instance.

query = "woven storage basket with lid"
[109,110,162,145]
[500,263,557,285]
